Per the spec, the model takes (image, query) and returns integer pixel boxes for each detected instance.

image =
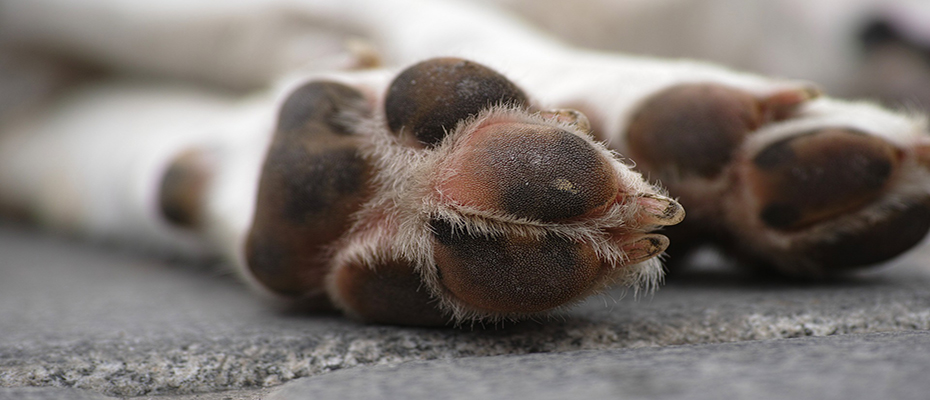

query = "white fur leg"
[0,81,268,261]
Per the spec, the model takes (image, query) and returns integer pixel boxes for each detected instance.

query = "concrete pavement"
[2,227,930,398]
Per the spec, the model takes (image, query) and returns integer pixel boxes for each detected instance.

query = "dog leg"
[3,0,927,290]
[0,81,250,258]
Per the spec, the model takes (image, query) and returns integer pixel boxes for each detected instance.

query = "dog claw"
[621,234,670,265]
[760,85,822,121]
[539,108,592,134]
[636,194,686,226]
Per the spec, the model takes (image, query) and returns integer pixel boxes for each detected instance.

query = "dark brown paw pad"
[437,123,620,222]
[736,127,930,274]
[626,83,817,180]
[246,81,374,296]
[385,57,529,147]
[799,200,930,271]
[749,128,901,231]
[159,149,215,228]
[430,218,602,314]
[626,84,764,179]
[331,258,450,326]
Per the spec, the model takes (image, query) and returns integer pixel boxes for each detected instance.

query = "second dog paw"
[624,82,930,277]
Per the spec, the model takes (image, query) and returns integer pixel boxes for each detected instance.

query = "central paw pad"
[437,123,619,222]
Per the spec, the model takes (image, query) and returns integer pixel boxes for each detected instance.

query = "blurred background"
[2,0,930,236]
[2,0,930,127]
[482,0,930,108]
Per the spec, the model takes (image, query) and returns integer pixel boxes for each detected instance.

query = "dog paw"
[625,83,930,276]
[243,58,683,325]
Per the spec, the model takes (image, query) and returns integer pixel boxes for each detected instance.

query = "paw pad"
[438,123,619,221]
[159,149,214,228]
[749,128,900,230]
[385,57,528,147]
[332,258,450,326]
[430,219,601,314]
[246,81,374,297]
[627,84,763,179]
[801,200,930,270]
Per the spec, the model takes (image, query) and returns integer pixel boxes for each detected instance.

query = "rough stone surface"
[134,388,273,400]
[0,386,273,400]
[0,387,112,400]
[2,227,930,397]
[270,330,930,400]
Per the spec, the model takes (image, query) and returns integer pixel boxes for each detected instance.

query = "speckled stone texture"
[2,227,930,398]
[0,387,112,400]
[270,331,930,400]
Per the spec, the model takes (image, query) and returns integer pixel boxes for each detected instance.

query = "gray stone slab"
[0,387,112,400]
[2,227,930,397]
[269,330,930,400]
[132,388,274,400]
[0,386,274,400]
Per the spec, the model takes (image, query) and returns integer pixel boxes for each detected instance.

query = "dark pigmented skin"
[385,57,529,147]
[430,219,601,314]
[803,200,930,270]
[158,150,212,228]
[271,146,369,224]
[497,128,616,221]
[277,79,363,134]
[246,81,373,298]
[749,128,900,231]
[731,199,930,275]
[626,84,763,179]
[439,124,619,222]
[333,258,450,326]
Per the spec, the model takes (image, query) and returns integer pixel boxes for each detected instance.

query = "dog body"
[2,0,929,325]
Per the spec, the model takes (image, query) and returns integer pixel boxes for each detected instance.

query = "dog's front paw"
[625,83,930,276]
[245,58,683,325]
